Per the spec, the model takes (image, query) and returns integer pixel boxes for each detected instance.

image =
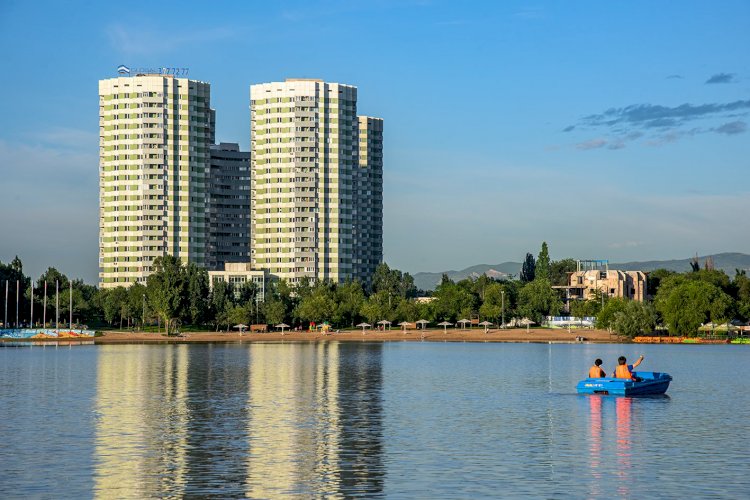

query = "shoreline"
[87,327,621,344]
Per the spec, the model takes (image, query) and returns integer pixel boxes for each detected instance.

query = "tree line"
[2,246,749,337]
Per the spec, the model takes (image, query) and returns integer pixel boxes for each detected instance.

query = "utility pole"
[16,280,19,328]
[3,280,7,328]
[30,285,34,329]
[55,280,59,332]
[69,280,73,330]
[43,282,47,328]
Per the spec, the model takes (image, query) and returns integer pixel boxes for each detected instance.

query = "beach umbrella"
[398,321,412,333]
[479,320,493,333]
[520,317,535,333]
[233,324,248,332]
[377,319,392,330]
[416,319,429,330]
[356,322,371,334]
[275,323,290,335]
[457,319,470,330]
[437,321,453,332]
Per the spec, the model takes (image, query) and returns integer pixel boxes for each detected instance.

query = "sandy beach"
[90,327,621,344]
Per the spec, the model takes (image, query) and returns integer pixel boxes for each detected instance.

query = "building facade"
[98,75,213,287]
[567,269,648,302]
[353,116,384,285]
[207,263,269,301]
[250,79,383,284]
[207,143,251,270]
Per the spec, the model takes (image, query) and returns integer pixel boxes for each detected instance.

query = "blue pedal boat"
[576,371,672,396]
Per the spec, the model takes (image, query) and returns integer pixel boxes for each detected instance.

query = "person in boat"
[588,359,606,378]
[613,355,644,381]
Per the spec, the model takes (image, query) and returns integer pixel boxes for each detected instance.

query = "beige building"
[566,269,647,302]
[207,263,270,301]
[98,74,213,287]
[249,79,383,284]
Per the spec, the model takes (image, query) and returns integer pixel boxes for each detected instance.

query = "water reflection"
[93,342,384,498]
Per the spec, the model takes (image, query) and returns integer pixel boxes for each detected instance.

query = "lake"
[1,342,748,498]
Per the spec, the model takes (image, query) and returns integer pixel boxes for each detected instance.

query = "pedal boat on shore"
[576,371,672,396]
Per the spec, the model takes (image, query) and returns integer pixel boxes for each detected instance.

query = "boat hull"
[576,371,672,396]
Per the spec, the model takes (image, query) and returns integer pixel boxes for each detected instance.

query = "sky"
[0,0,748,284]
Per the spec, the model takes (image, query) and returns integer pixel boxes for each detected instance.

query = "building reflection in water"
[94,342,384,498]
[94,345,190,498]
[245,341,385,497]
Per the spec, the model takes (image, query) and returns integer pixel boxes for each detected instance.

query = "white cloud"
[106,23,238,56]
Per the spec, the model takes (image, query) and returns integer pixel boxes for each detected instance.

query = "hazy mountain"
[412,252,750,291]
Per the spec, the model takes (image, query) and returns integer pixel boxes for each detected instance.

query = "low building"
[207,263,270,301]
[566,269,647,302]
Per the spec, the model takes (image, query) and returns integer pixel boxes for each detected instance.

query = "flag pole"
[55,280,59,333]
[43,281,47,329]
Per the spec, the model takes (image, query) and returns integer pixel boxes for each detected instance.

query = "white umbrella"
[233,324,248,332]
[275,323,290,335]
[478,320,493,333]
[377,319,392,331]
[398,321,412,333]
[457,319,470,330]
[356,322,371,334]
[416,319,429,330]
[437,321,453,332]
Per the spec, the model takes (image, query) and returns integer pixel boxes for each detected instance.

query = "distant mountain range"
[412,252,750,291]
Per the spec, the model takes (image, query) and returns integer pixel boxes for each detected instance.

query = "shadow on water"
[92,342,384,498]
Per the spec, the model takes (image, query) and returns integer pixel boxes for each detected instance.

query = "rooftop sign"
[116,65,189,77]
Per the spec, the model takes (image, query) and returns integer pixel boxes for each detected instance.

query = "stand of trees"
[3,248,749,337]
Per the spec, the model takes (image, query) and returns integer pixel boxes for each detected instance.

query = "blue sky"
[1,0,748,284]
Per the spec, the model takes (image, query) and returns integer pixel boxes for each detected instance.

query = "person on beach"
[588,359,606,378]
[613,355,644,380]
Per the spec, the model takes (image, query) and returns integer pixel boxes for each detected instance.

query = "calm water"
[0,341,748,499]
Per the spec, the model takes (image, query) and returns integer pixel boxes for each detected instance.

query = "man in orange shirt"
[588,359,606,378]
[613,355,644,380]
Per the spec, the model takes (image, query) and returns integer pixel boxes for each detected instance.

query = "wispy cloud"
[106,23,238,56]
[566,99,750,150]
[579,100,750,130]
[706,72,736,84]
[666,74,684,80]
[714,120,747,135]
[576,138,607,150]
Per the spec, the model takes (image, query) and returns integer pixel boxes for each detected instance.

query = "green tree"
[479,282,504,323]
[646,268,676,297]
[210,281,234,331]
[595,297,627,330]
[334,280,365,327]
[185,263,210,325]
[734,270,750,321]
[295,281,336,324]
[536,242,551,281]
[656,280,734,336]
[263,296,287,325]
[145,255,187,335]
[549,258,577,287]
[612,301,657,338]
[520,253,536,283]
[517,279,561,324]
[226,304,249,330]
[394,298,420,322]
[569,299,601,318]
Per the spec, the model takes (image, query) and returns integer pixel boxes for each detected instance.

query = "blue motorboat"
[576,371,672,396]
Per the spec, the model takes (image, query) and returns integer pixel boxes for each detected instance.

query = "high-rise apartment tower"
[207,143,251,270]
[249,79,383,284]
[98,74,213,287]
